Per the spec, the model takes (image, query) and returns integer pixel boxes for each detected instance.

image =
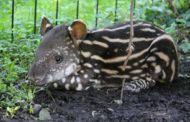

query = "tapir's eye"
[55,55,63,64]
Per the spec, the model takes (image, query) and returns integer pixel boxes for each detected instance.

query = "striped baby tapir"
[28,16,178,92]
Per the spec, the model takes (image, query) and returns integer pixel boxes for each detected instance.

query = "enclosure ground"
[0,78,190,122]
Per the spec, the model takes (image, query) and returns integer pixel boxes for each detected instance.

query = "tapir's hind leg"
[124,35,178,93]
[124,75,156,93]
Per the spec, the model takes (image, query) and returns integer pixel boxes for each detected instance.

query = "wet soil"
[1,78,190,122]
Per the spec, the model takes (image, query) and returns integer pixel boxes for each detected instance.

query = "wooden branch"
[166,0,179,18]
[119,0,135,104]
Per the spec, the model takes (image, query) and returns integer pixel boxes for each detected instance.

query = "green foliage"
[0,37,39,116]
[179,39,190,54]
[0,0,189,117]
[140,0,190,54]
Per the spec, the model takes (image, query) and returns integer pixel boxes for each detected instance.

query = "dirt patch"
[1,78,190,122]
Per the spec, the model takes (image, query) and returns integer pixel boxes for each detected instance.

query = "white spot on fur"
[76,77,81,83]
[62,78,66,83]
[161,70,166,80]
[155,65,161,73]
[94,69,100,73]
[130,69,143,74]
[150,48,157,52]
[133,62,138,66]
[83,40,93,45]
[83,63,93,68]
[141,23,152,26]
[70,77,75,84]
[170,60,175,81]
[141,28,156,32]
[139,59,145,63]
[118,65,132,70]
[141,64,148,68]
[53,83,58,88]
[80,70,84,73]
[65,84,70,90]
[132,76,139,80]
[84,74,88,79]
[81,51,91,58]
[64,63,77,76]
[140,74,146,77]
[85,86,90,90]
[107,75,130,79]
[114,48,118,53]
[47,75,53,83]
[71,44,75,48]
[50,68,56,72]
[53,68,71,82]
[89,79,101,84]
[101,68,118,75]
[147,56,156,62]
[155,52,170,66]
[76,83,83,91]
[66,41,72,45]
[93,41,109,48]
[146,77,152,81]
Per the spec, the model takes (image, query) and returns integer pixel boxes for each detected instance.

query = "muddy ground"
[1,78,190,122]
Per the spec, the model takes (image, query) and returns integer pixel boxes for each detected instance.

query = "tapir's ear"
[40,16,53,36]
[68,20,87,45]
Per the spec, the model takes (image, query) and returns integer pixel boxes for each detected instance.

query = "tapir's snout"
[28,63,47,86]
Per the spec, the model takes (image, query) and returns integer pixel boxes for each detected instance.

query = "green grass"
[0,0,189,117]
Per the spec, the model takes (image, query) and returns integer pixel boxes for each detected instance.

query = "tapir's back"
[79,21,178,88]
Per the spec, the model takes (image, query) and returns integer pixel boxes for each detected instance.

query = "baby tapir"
[28,17,178,92]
